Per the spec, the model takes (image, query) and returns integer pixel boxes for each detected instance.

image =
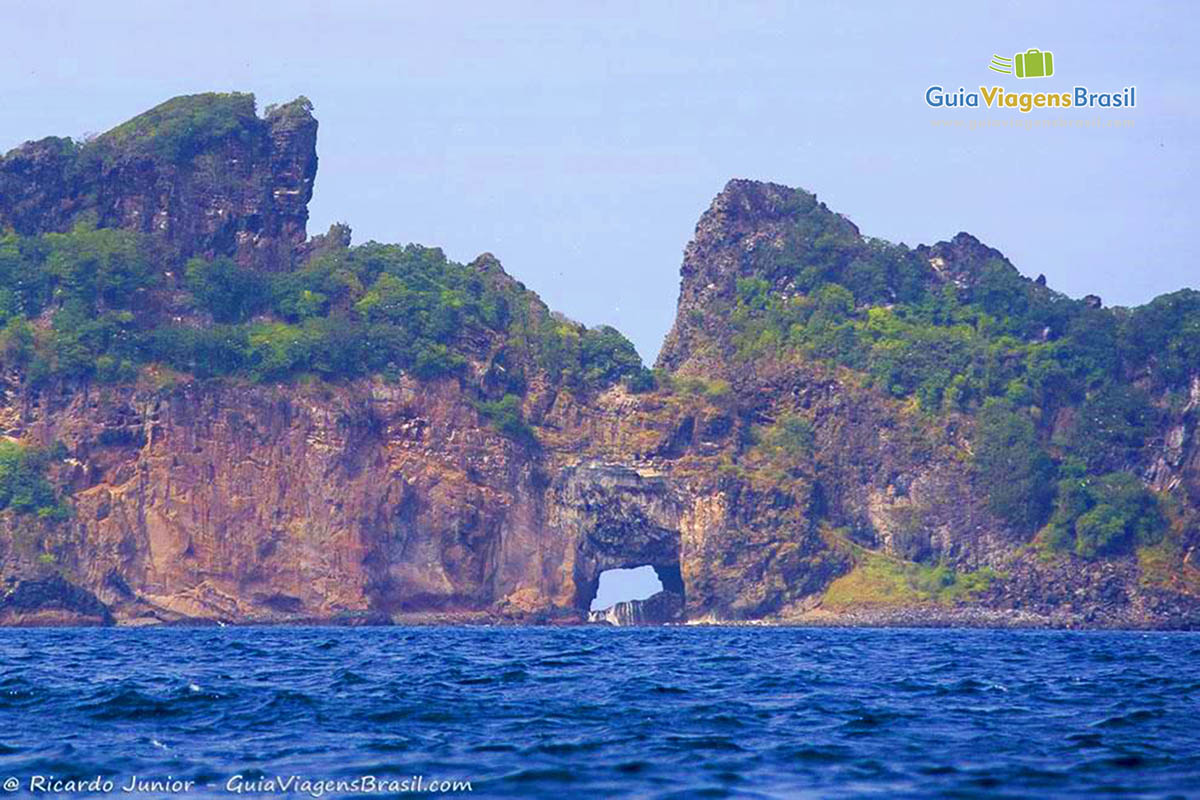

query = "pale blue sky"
[3,1,1195,604]
[591,566,662,612]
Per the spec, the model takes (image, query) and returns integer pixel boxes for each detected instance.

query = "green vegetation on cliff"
[719,186,1177,555]
[0,226,649,403]
[1040,467,1165,558]
[94,92,261,163]
[820,529,999,609]
[0,91,650,447]
[973,399,1056,529]
[0,441,68,520]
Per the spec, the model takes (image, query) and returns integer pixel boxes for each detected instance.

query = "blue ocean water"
[0,627,1196,799]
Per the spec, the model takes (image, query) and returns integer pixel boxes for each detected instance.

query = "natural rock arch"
[551,464,687,619]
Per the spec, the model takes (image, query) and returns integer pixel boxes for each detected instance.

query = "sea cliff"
[1,94,1197,627]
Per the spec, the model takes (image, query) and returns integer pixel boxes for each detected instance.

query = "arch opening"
[590,565,662,612]
[584,562,686,625]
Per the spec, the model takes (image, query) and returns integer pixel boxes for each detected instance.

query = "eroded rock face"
[0,575,113,626]
[2,379,519,622]
[0,93,317,271]
[552,465,686,610]
[0,376,718,624]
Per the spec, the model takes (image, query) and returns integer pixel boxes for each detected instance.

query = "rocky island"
[0,93,1197,628]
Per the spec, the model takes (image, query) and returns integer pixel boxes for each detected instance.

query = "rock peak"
[656,179,860,372]
[469,252,507,275]
[656,179,1025,375]
[0,91,318,271]
[914,231,1014,288]
[704,179,860,238]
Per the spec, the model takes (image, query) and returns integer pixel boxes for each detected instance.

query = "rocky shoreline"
[4,573,1198,630]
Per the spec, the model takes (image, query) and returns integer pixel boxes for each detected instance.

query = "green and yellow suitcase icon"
[1014,48,1054,78]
